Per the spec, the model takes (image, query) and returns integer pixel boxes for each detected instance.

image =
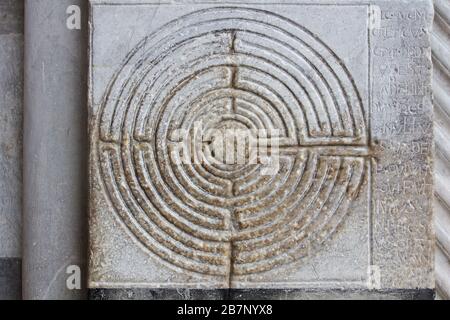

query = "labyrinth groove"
[96,7,369,280]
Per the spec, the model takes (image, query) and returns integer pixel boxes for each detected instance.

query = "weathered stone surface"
[0,0,23,300]
[89,288,435,300]
[23,0,88,299]
[0,258,21,300]
[0,0,23,34]
[0,0,22,260]
[88,0,434,296]
[432,0,450,300]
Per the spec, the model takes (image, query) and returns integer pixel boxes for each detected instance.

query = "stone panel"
[88,0,434,296]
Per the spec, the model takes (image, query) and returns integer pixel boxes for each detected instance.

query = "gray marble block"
[87,0,434,299]
[0,0,23,300]
[23,0,88,300]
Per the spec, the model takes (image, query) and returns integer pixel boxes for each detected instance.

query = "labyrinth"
[95,7,370,280]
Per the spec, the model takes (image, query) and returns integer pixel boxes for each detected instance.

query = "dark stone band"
[89,288,435,301]
[0,0,24,34]
[0,258,21,300]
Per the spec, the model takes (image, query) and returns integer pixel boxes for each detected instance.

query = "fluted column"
[433,0,450,301]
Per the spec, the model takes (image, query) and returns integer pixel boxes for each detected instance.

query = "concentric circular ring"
[95,7,368,279]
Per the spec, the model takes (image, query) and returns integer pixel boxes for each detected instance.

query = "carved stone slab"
[88,0,434,294]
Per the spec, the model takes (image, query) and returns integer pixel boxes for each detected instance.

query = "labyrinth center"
[97,8,369,279]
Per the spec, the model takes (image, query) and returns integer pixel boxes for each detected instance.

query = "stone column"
[433,0,450,300]
[0,0,23,300]
[23,0,88,299]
